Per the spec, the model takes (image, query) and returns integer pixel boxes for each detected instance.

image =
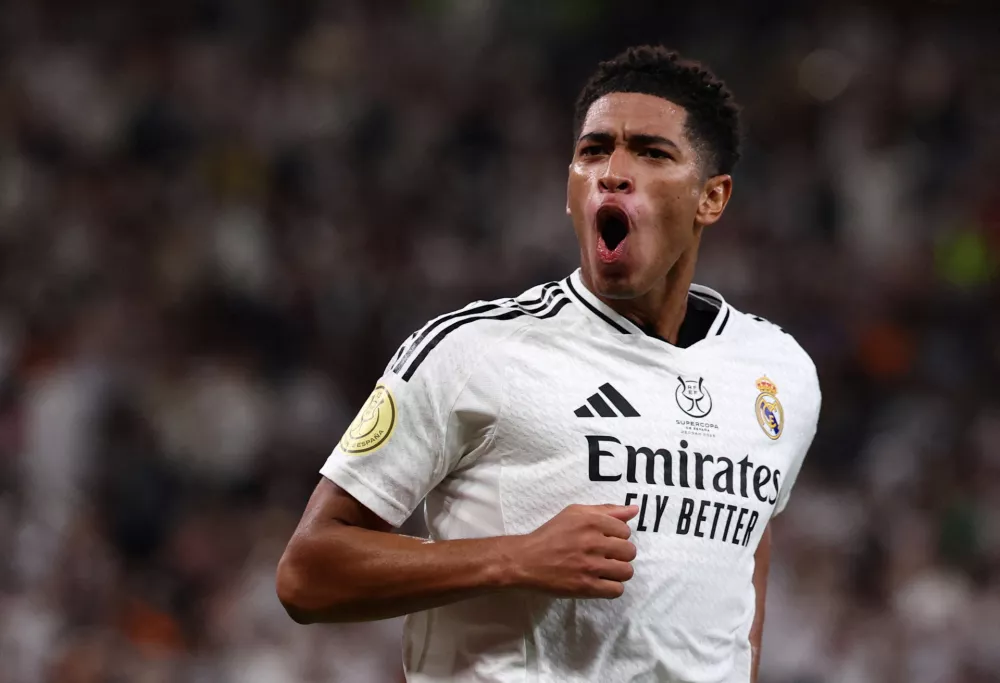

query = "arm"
[275,478,638,624]
[749,523,772,683]
[276,479,511,623]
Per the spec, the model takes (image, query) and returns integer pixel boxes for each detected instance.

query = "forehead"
[580,92,689,142]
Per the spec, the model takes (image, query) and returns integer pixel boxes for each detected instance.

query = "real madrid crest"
[754,377,783,440]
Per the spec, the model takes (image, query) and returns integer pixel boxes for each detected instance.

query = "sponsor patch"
[676,376,713,418]
[339,384,396,454]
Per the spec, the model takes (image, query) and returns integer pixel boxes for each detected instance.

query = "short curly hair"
[573,45,742,176]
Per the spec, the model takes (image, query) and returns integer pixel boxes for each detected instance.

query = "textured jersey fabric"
[320,269,821,683]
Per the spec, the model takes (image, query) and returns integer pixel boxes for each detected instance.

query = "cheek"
[644,185,701,247]
[566,174,590,231]
[648,188,692,225]
[567,169,589,207]
[654,178,701,219]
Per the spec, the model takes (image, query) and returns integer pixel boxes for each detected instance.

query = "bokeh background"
[1,0,998,681]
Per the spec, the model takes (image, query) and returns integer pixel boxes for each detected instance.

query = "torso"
[407,272,820,683]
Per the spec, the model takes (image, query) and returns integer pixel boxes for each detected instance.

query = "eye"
[640,148,671,160]
[579,145,606,157]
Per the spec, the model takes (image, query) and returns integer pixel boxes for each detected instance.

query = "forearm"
[278,481,637,624]
[277,523,520,624]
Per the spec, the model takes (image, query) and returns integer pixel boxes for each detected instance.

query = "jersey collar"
[563,269,731,343]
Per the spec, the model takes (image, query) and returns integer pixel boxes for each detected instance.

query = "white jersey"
[320,269,821,683]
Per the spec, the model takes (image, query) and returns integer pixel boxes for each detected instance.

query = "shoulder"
[387,279,572,383]
[726,306,820,398]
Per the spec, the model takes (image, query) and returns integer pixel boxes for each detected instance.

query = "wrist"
[486,535,528,590]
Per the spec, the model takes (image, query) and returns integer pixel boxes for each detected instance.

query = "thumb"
[597,504,639,521]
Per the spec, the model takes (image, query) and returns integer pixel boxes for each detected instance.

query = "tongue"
[597,233,627,263]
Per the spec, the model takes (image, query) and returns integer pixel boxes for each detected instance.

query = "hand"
[505,504,638,599]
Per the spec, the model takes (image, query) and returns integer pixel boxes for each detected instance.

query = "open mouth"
[596,205,630,262]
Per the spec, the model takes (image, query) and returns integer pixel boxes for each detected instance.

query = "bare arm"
[275,478,637,624]
[749,523,772,683]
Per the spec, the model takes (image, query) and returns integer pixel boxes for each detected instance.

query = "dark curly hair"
[573,45,742,176]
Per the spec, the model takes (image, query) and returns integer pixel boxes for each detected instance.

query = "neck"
[585,246,700,344]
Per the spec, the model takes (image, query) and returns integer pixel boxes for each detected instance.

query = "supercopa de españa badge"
[340,383,396,455]
[754,377,784,440]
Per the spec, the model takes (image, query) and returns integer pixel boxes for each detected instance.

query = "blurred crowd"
[0,1,998,682]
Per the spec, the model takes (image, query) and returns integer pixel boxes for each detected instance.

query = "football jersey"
[320,269,821,683]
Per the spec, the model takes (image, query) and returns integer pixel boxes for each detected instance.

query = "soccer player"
[277,45,821,683]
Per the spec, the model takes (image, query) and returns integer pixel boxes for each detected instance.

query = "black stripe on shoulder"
[750,314,788,335]
[400,296,570,381]
[391,302,502,373]
[690,292,722,310]
[513,287,564,314]
[716,307,731,336]
[692,289,722,304]
[388,335,412,368]
[392,283,560,374]
[513,281,560,308]
[563,277,630,334]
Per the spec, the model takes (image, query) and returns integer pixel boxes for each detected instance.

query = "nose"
[598,154,633,194]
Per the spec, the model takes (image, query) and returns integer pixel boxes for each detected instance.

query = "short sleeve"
[772,362,821,516]
[319,316,505,527]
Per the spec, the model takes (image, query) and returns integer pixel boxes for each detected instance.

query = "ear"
[696,175,732,227]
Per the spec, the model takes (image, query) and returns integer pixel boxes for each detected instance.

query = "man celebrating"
[277,45,821,683]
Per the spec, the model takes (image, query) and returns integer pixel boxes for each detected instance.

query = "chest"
[489,334,804,543]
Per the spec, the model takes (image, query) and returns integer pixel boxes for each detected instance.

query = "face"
[567,92,732,299]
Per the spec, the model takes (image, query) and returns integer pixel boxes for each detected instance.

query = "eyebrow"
[577,131,681,151]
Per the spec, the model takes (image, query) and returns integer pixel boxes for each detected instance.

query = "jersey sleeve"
[773,360,821,516]
[319,312,506,527]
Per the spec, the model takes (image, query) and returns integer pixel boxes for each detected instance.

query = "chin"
[589,262,643,300]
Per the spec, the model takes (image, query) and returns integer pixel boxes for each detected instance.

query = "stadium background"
[1,0,998,681]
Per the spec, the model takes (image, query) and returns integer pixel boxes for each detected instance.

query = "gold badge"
[754,377,784,440]
[339,383,396,455]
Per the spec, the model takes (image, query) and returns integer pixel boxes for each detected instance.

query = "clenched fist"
[505,504,638,599]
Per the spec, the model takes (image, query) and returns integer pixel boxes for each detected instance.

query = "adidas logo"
[574,383,640,418]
